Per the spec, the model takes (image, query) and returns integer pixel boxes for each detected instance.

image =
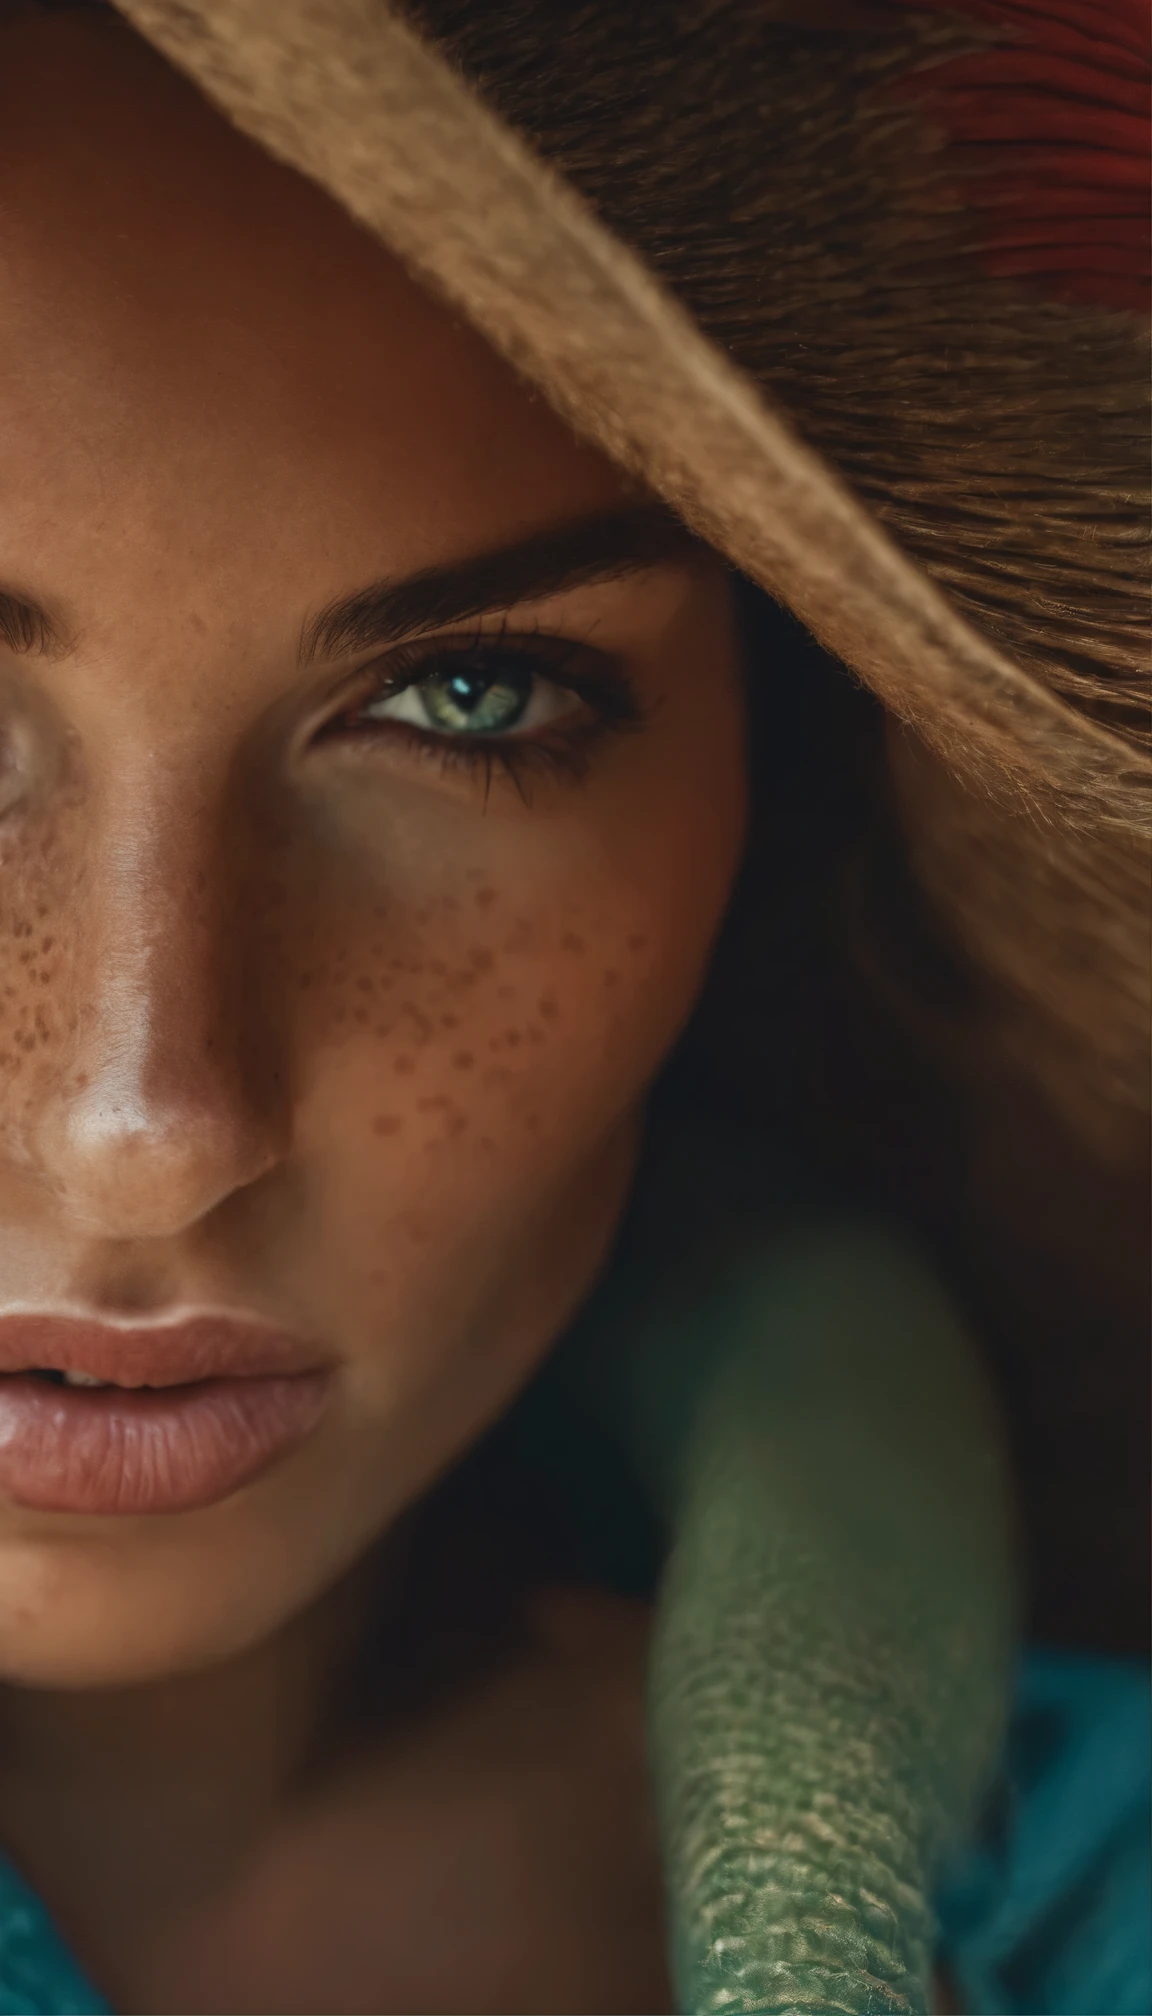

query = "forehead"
[0,8,628,607]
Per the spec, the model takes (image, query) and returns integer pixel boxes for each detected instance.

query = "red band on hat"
[889,0,1150,312]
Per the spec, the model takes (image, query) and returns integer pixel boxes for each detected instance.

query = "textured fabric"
[537,1220,1013,2013]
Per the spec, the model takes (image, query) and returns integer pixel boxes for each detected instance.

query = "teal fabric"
[0,1856,107,2016]
[937,1649,1152,2016]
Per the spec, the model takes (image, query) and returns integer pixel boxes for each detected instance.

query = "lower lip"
[0,1372,332,1517]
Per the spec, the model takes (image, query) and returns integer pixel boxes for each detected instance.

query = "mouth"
[28,1367,151,1389]
[0,1316,333,1518]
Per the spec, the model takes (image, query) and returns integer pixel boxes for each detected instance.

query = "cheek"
[297,887,694,1162]
[0,801,87,1138]
[266,781,742,1295]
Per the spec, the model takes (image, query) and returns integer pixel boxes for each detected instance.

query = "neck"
[0,1548,378,1919]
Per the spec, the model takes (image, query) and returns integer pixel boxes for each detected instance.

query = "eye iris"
[419,658,531,734]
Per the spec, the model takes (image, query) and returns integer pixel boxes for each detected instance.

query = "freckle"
[369,1267,390,1287]
[448,1115,469,1137]
[561,933,585,954]
[538,996,559,1020]
[504,1029,521,1047]
[372,1114,402,1136]
[394,1055,415,1074]
[475,888,496,910]
[453,1052,474,1070]
[354,1008,368,1024]
[38,970,51,983]
[40,937,54,954]
[441,1014,459,1030]
[356,977,373,994]
[523,1113,541,1132]
[604,970,619,987]
[299,973,313,990]
[628,934,649,953]
[429,960,446,977]
[526,1025,544,1044]
[480,1136,495,1153]
[469,947,494,974]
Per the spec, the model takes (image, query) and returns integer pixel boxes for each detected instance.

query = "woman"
[0,1,1146,2011]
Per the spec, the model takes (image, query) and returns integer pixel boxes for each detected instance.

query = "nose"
[32,775,285,1240]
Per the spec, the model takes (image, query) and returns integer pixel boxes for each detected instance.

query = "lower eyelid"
[354,711,612,793]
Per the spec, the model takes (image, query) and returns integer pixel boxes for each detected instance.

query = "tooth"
[62,1370,110,1388]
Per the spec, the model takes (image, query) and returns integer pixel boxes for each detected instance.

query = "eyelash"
[323,625,644,798]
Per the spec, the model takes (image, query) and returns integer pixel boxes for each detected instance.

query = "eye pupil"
[421,655,532,735]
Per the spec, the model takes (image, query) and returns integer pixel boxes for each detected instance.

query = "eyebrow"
[0,503,701,668]
[298,504,701,667]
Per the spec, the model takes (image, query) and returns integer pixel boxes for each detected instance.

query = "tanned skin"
[0,9,747,2009]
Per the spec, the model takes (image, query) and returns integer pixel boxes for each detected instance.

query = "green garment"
[515,1212,1014,2014]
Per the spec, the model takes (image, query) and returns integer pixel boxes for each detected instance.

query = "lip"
[0,1315,333,1517]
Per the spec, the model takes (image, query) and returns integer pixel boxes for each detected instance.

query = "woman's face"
[0,10,745,1686]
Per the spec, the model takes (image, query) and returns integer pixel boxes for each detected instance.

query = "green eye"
[337,633,641,773]
[416,657,532,734]
[356,647,546,739]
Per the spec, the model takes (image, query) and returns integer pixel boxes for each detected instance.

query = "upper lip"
[0,1314,328,1388]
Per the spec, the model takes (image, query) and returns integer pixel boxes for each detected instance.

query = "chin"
[0,1513,334,1691]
